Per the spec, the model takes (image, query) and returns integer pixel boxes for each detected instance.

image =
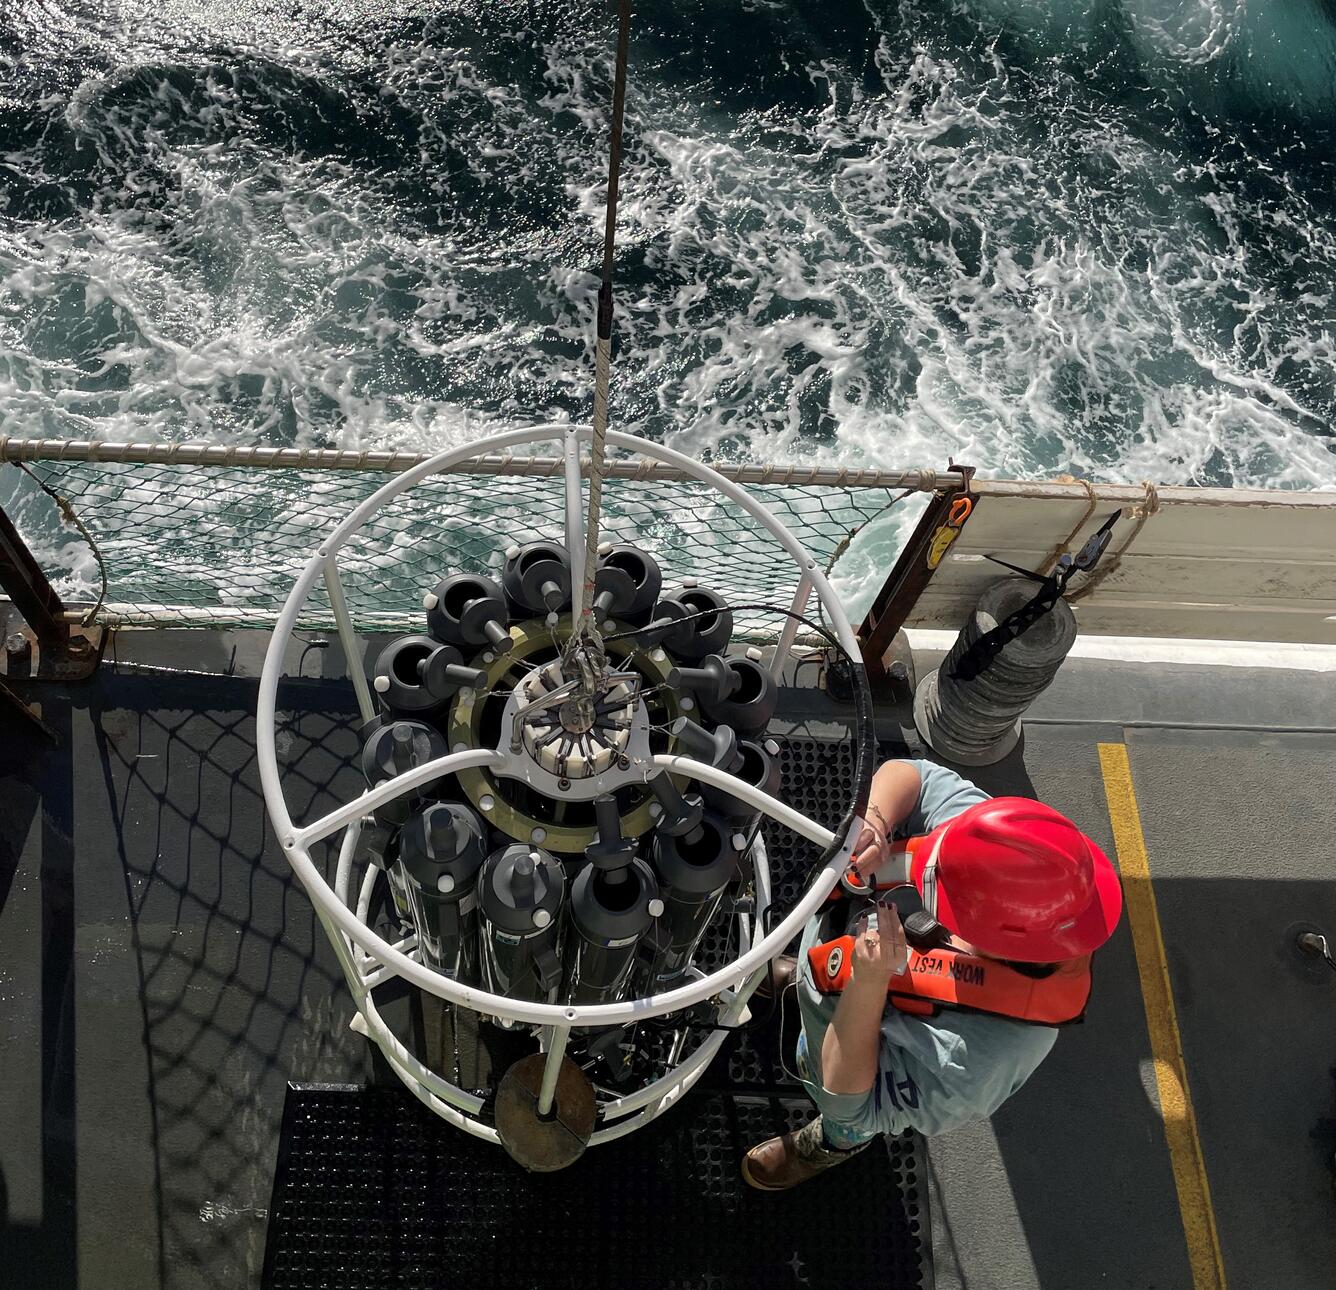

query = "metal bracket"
[493,674,656,802]
[0,497,105,681]
[1,602,105,682]
[857,459,977,688]
[946,458,976,495]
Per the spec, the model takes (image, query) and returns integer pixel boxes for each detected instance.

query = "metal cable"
[572,0,633,662]
[814,484,916,634]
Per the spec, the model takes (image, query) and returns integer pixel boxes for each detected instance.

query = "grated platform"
[261,1085,928,1290]
[262,736,929,1289]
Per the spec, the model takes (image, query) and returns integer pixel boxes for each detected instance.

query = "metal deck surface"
[2,626,1335,1288]
[261,1086,925,1290]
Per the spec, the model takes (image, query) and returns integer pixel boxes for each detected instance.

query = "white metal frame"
[256,423,867,1143]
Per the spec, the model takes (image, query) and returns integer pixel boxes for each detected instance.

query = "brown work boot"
[752,953,797,1000]
[741,1116,867,1191]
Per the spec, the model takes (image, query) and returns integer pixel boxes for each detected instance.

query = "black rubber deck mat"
[262,1084,929,1290]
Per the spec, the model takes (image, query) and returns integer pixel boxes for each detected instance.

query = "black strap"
[533,940,563,994]
[950,511,1120,683]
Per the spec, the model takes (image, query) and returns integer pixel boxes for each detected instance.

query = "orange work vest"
[806,936,1092,1026]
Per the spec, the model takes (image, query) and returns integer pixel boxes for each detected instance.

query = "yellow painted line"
[1098,742,1227,1290]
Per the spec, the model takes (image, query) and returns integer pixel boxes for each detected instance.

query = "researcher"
[742,758,1123,1189]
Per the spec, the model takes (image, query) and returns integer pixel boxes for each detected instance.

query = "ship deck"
[1,624,1334,1288]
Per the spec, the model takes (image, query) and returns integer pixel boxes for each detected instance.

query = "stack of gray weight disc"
[914,577,1077,765]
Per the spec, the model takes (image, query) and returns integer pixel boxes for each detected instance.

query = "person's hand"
[850,901,908,986]
[851,821,890,883]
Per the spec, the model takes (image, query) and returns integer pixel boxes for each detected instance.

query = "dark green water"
[2,0,1334,492]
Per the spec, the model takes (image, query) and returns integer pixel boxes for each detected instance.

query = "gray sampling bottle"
[397,802,489,980]
[476,844,567,1025]
[360,719,447,826]
[698,736,783,839]
[565,795,663,1007]
[360,719,447,925]
[645,776,742,984]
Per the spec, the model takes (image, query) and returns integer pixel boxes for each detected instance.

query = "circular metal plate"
[448,616,683,851]
[511,659,637,787]
[494,1053,597,1172]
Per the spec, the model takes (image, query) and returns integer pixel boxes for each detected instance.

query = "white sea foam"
[0,0,1333,610]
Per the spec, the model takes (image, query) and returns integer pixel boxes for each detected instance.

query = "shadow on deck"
[1,634,1334,1289]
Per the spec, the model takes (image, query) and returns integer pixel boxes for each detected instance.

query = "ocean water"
[1,0,1335,608]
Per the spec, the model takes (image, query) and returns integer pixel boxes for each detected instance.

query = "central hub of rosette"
[515,658,638,780]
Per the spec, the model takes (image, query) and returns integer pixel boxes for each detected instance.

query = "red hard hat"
[912,797,1123,962]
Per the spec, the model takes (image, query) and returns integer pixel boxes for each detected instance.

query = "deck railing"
[0,432,944,637]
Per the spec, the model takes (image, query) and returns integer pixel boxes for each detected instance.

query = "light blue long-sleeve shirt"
[794,759,1058,1140]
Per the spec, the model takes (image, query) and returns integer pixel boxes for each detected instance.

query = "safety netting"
[2,441,929,639]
